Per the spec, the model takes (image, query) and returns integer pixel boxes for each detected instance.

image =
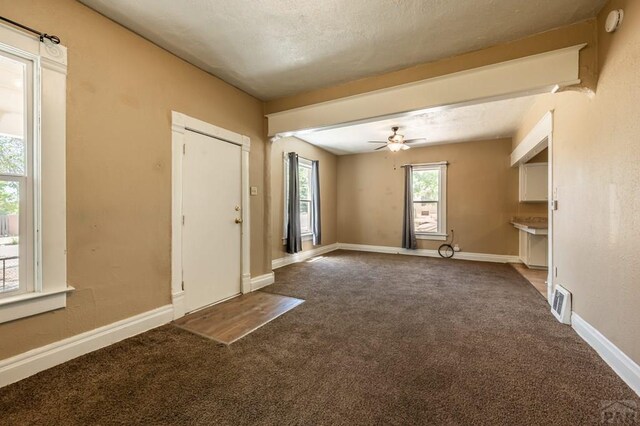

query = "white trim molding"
[338,243,520,264]
[0,21,68,323]
[572,312,640,397]
[511,110,555,304]
[171,111,251,321]
[511,111,553,166]
[0,287,74,324]
[250,273,275,291]
[0,305,174,388]
[267,45,584,136]
[272,243,340,269]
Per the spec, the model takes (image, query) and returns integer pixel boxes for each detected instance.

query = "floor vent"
[551,285,572,324]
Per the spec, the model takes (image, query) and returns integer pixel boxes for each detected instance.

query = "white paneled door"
[182,130,242,313]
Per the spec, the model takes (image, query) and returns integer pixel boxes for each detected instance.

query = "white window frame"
[0,24,70,323]
[412,163,448,241]
[283,154,314,243]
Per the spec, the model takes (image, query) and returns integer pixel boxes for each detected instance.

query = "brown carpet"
[1,250,638,425]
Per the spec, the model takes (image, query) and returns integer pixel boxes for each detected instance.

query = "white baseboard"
[172,291,185,320]
[0,304,174,388]
[572,312,640,396]
[251,273,275,291]
[338,243,520,264]
[272,243,340,269]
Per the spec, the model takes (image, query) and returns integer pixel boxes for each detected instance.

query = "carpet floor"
[1,251,638,425]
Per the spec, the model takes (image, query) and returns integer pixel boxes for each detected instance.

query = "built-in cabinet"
[519,230,548,268]
[519,162,548,202]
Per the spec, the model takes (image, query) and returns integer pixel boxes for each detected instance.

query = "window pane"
[414,201,438,234]
[299,165,311,200]
[413,169,439,202]
[0,54,26,175]
[300,200,311,234]
[0,136,25,175]
[0,180,20,294]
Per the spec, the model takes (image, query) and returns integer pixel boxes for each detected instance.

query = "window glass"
[412,169,439,202]
[299,164,312,234]
[0,52,27,295]
[0,180,20,293]
[412,168,441,234]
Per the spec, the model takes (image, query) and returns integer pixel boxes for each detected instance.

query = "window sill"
[282,234,314,245]
[416,233,448,241]
[0,286,74,324]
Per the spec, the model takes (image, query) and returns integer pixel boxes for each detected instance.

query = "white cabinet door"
[527,234,548,267]
[519,163,548,202]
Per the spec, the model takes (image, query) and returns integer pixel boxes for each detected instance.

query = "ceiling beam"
[266,44,584,137]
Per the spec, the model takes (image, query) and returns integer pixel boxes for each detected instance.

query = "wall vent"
[551,285,571,324]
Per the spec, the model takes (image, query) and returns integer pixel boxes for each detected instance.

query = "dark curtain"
[286,152,302,254]
[311,160,322,245]
[402,165,417,249]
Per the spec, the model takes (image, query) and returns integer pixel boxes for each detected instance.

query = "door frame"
[171,111,251,320]
[510,110,554,305]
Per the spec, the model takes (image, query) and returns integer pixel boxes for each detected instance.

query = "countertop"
[511,217,548,235]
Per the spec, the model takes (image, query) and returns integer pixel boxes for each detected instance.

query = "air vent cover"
[551,285,571,324]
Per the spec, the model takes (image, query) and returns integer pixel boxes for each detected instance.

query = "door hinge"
[182,215,185,225]
[183,144,186,155]
[181,280,184,291]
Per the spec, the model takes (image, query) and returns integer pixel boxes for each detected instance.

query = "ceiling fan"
[369,126,425,152]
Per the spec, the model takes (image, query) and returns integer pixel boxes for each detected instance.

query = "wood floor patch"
[173,291,304,344]
[511,263,547,297]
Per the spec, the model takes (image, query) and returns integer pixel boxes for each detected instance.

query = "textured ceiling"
[297,95,538,155]
[79,0,605,100]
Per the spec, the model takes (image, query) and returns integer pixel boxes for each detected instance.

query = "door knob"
[235,218,243,224]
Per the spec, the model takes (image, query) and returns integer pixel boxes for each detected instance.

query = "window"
[283,156,314,240]
[412,164,447,239]
[0,48,34,298]
[0,24,69,324]
[298,160,312,235]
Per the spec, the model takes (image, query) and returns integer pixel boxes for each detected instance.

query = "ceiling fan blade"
[404,138,426,144]
[367,141,387,144]
[374,145,388,151]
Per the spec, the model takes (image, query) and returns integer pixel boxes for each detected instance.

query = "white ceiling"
[296,95,538,155]
[79,0,606,100]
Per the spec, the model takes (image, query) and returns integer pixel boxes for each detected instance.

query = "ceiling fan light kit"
[388,142,404,152]
[371,126,424,152]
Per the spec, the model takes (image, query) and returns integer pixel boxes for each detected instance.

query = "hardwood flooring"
[173,291,304,344]
[511,263,547,297]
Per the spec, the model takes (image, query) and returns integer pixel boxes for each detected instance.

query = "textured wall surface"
[337,138,519,255]
[514,0,640,364]
[0,0,267,359]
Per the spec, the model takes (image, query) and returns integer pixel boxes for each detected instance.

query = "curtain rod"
[0,15,61,44]
[283,151,314,163]
[400,161,448,168]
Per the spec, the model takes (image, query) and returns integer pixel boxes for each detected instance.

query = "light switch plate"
[250,186,258,196]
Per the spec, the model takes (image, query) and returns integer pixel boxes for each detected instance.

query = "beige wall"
[337,139,519,255]
[0,0,268,359]
[266,20,597,114]
[271,138,338,260]
[514,0,640,363]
